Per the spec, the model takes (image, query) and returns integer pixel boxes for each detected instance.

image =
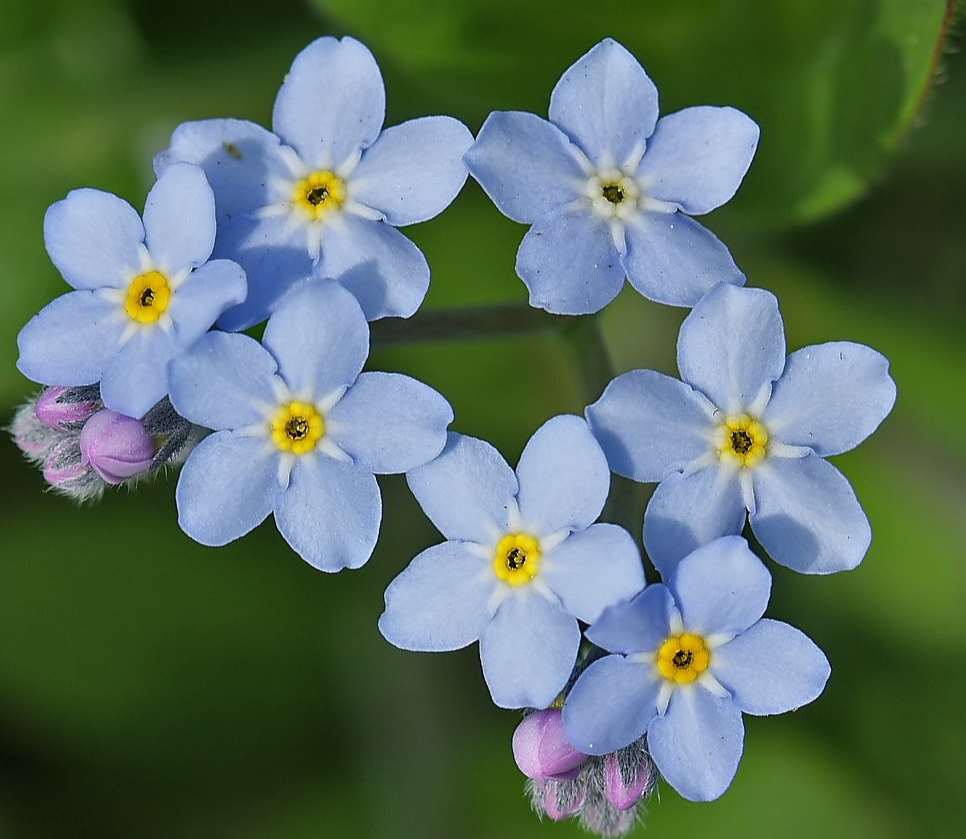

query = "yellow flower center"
[493,533,541,587]
[270,401,324,455]
[715,413,769,468]
[292,171,346,220]
[601,182,626,205]
[657,633,710,684]
[124,271,172,324]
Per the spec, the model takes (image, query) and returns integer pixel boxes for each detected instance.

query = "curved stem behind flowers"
[369,302,560,347]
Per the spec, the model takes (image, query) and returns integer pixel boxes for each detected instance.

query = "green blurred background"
[1,0,964,836]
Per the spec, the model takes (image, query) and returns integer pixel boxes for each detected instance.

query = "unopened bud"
[513,709,588,781]
[43,438,89,486]
[542,777,586,821]
[79,410,155,484]
[11,398,57,461]
[35,386,98,431]
[602,747,656,811]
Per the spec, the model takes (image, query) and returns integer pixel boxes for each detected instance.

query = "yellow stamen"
[657,633,711,684]
[124,271,172,324]
[493,533,541,587]
[292,171,346,220]
[270,401,324,455]
[715,413,769,468]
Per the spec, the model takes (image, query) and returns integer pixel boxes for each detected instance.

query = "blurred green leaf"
[316,0,950,227]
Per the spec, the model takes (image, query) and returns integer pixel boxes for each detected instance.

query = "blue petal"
[750,454,871,574]
[262,280,369,398]
[636,107,759,215]
[764,342,897,457]
[712,619,830,716]
[548,38,659,168]
[464,111,585,224]
[326,372,452,474]
[643,466,746,579]
[176,432,279,545]
[515,208,624,315]
[154,118,286,220]
[272,36,385,170]
[100,328,179,418]
[168,259,248,344]
[516,415,610,535]
[168,331,279,430]
[541,524,645,624]
[143,162,216,273]
[350,116,473,226]
[562,655,661,755]
[378,541,499,651]
[274,455,382,572]
[622,214,746,307]
[407,433,518,543]
[647,686,744,802]
[586,369,716,482]
[17,291,124,386]
[586,585,675,655]
[213,216,312,331]
[670,536,771,636]
[677,284,785,414]
[44,189,144,290]
[480,592,580,709]
[320,215,431,320]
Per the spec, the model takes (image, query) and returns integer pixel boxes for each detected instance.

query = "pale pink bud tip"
[513,709,588,781]
[544,778,586,821]
[79,409,155,485]
[42,439,89,486]
[35,386,98,430]
[603,751,655,811]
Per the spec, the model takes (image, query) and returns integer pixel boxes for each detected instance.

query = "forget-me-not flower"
[17,163,247,418]
[587,283,897,576]
[464,38,758,315]
[563,536,830,802]
[155,36,474,330]
[168,280,453,571]
[379,416,646,709]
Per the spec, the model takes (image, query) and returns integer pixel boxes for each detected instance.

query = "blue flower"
[378,416,646,709]
[586,283,897,576]
[463,38,758,315]
[562,536,830,802]
[154,36,474,331]
[17,163,246,418]
[167,280,453,571]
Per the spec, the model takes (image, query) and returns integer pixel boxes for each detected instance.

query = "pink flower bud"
[543,778,586,821]
[513,709,588,781]
[35,386,98,430]
[79,409,155,485]
[42,439,89,486]
[602,750,656,811]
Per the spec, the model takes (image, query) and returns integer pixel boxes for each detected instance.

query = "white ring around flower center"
[585,168,640,219]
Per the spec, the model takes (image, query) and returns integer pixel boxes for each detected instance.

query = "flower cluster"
[10,33,896,837]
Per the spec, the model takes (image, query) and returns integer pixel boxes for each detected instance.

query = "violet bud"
[35,386,98,431]
[543,777,586,821]
[42,438,89,486]
[602,749,656,811]
[79,409,155,485]
[513,709,588,781]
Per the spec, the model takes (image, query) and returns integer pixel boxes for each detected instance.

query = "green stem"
[558,315,615,406]
[559,317,654,580]
[369,302,561,348]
